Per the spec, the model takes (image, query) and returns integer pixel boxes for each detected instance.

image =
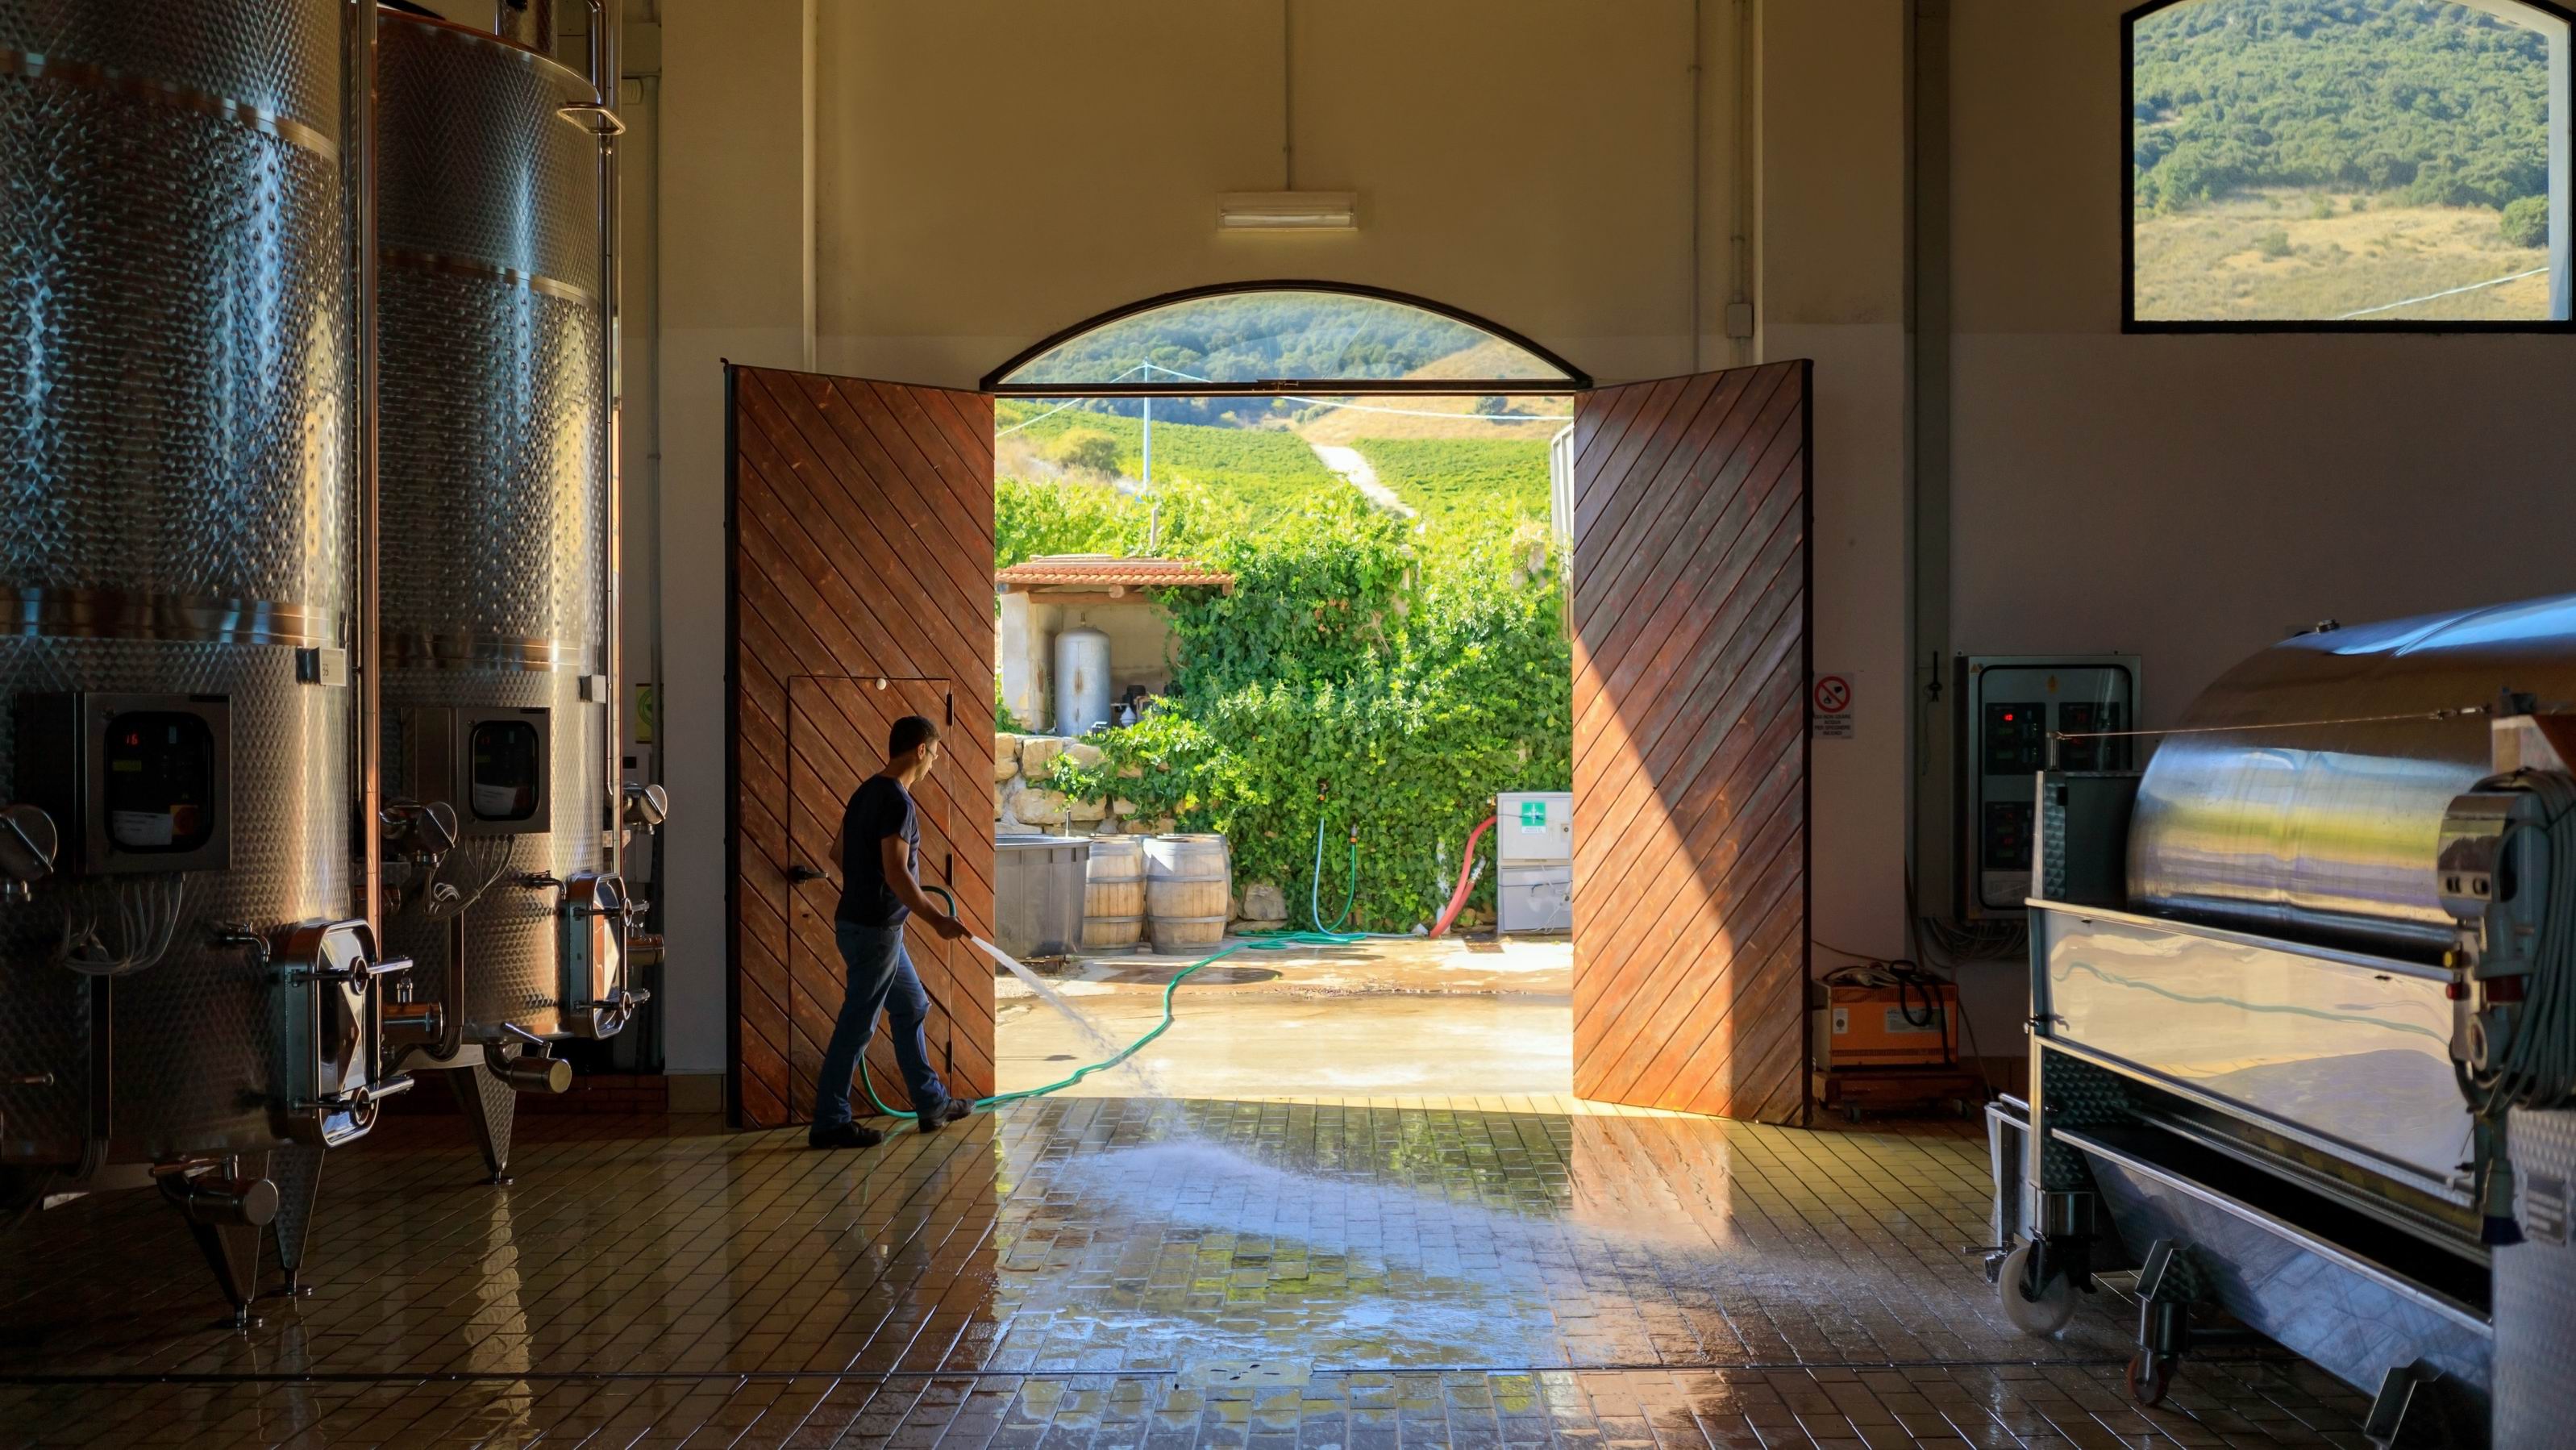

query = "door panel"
[785,676,982,1123]
[730,367,997,1129]
[1567,360,1811,1124]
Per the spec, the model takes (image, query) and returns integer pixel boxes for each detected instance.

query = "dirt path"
[1309,442,1417,518]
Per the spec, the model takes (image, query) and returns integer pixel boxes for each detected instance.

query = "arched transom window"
[984,284,1589,394]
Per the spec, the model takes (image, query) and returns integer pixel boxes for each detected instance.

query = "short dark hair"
[889,715,940,758]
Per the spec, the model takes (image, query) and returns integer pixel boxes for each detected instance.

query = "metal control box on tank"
[372,3,657,1185]
[0,0,410,1325]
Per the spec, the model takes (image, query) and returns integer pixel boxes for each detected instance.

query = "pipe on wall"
[350,0,383,943]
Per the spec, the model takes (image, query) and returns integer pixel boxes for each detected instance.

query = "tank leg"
[264,1144,325,1300]
[160,1156,277,1331]
[2127,1240,2196,1408]
[436,1063,518,1185]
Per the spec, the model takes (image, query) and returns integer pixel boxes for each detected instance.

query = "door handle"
[786,865,826,885]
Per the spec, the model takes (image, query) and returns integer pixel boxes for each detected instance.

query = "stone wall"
[991,733,1292,933]
[992,732,1171,837]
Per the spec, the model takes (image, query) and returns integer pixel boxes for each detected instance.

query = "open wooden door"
[728,365,997,1128]
[1567,361,1812,1124]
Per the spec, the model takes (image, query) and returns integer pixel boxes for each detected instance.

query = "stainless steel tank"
[1055,625,1113,737]
[2129,593,2576,958]
[372,6,635,1175]
[0,0,390,1318]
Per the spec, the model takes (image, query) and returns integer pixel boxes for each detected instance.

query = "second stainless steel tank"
[2129,593,2576,957]
[374,8,631,1167]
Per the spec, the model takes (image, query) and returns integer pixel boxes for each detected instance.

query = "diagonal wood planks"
[730,365,998,1129]
[1568,361,1811,1125]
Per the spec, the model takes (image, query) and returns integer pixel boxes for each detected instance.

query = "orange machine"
[1809,971,1983,1120]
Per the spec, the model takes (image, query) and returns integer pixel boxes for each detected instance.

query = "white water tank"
[1054,626,1113,737]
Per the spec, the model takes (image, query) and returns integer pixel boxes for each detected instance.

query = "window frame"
[2121,0,2576,334]
[980,279,1592,396]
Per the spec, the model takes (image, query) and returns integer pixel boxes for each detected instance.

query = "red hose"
[1431,816,1498,938]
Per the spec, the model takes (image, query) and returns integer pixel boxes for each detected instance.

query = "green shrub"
[2501,194,2549,249]
[1052,494,1569,931]
[1049,427,1121,476]
[2254,228,2294,259]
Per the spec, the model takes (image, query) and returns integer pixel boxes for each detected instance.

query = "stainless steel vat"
[0,0,387,1319]
[0,0,357,1163]
[373,6,632,1169]
[2129,594,2576,958]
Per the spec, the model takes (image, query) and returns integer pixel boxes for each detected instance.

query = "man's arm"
[880,833,968,939]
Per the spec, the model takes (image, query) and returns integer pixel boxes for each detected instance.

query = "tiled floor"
[0,1098,2376,1448]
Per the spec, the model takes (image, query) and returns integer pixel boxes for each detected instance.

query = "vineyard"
[1350,438,1553,538]
[995,402,1573,929]
[996,400,1343,526]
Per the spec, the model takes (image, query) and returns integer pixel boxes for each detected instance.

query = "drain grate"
[1181,1359,1312,1388]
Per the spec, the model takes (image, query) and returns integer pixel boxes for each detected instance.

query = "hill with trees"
[2133,0,2553,214]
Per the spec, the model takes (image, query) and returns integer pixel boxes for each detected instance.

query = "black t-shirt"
[835,775,918,927]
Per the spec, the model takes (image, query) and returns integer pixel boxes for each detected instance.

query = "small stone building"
[994,555,1233,734]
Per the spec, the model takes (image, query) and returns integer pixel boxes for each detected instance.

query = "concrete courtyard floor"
[993,933,1574,1101]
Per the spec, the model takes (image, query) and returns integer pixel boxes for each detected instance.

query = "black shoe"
[915,1096,973,1133]
[808,1122,885,1149]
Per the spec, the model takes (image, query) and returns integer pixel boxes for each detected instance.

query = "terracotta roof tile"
[994,555,1234,589]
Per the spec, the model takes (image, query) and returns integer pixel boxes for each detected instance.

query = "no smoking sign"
[1812,673,1854,740]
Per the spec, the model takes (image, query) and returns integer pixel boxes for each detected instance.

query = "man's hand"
[930,914,970,942]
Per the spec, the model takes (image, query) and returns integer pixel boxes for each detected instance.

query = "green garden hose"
[858,885,1247,1119]
[855,873,1406,1123]
[1311,815,1359,934]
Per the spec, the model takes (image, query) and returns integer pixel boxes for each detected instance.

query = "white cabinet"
[1494,791,1572,934]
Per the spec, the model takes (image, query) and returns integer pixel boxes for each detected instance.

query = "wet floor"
[0,1098,2375,1448]
[997,935,1573,1099]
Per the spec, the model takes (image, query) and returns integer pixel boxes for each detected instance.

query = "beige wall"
[1940,0,2576,1035]
[1760,0,1912,963]
[810,0,1721,385]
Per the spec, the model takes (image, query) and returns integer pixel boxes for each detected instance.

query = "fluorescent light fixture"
[1217,191,1359,232]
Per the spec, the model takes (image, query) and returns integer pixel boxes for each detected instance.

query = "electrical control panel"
[1957,656,2138,919]
[12,693,234,875]
[399,706,551,837]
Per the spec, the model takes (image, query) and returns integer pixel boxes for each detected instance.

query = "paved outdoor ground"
[993,935,1572,1100]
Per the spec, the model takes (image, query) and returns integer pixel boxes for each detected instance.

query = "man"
[810,713,975,1148]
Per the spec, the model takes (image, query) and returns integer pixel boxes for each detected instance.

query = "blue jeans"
[813,921,948,1129]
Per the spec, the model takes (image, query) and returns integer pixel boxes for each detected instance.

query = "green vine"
[1048,493,1568,929]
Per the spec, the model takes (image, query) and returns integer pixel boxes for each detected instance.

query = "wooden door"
[729,366,997,1129]
[1567,361,1812,1123]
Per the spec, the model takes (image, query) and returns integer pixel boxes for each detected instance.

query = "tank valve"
[622,782,669,832]
[160,1165,281,1229]
[382,799,459,860]
[382,998,445,1047]
[492,1050,572,1095]
[489,1027,572,1094]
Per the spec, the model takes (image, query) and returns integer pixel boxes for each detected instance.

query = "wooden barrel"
[1081,834,1145,949]
[1145,833,1230,949]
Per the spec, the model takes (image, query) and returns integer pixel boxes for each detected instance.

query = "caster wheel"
[1844,1106,1862,1123]
[1997,1243,2078,1338]
[2125,1351,2173,1407]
